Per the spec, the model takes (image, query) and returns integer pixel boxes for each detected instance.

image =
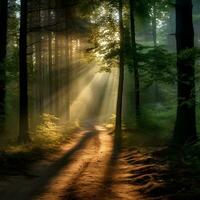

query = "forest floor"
[0,127,200,200]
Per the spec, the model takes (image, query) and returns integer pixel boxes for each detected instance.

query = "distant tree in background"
[0,0,8,133]
[18,0,30,142]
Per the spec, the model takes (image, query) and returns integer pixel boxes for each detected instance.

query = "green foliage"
[138,103,176,134]
[138,45,176,86]
[33,114,63,144]
[32,113,79,145]
[123,103,176,147]
[125,44,176,87]
[5,47,19,82]
[84,1,120,71]
[183,142,200,169]
[178,48,197,61]
[7,0,20,49]
[0,115,80,174]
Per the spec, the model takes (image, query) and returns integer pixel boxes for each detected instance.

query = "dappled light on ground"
[1,129,200,200]
[0,129,141,200]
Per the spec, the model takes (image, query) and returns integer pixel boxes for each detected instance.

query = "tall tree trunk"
[167,8,176,51]
[129,0,140,118]
[48,1,53,114]
[152,1,157,47]
[55,33,59,116]
[65,34,70,121]
[64,9,70,121]
[18,0,30,142]
[152,0,161,103]
[0,0,8,132]
[174,0,197,144]
[48,32,53,113]
[115,0,124,139]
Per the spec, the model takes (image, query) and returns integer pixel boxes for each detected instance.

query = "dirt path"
[2,128,197,200]
[0,129,143,200]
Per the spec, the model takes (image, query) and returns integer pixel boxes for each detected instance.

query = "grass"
[123,103,176,147]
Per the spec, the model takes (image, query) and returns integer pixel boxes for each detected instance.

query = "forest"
[0,0,200,199]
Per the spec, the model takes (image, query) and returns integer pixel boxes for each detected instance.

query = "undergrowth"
[123,103,176,147]
[0,113,80,176]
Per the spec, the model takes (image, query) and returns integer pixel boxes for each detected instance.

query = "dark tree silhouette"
[174,0,197,144]
[0,0,8,132]
[129,0,140,118]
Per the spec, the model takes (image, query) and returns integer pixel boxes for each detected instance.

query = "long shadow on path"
[95,136,122,200]
[0,131,97,200]
[30,131,98,200]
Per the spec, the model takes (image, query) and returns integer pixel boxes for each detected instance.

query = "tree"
[0,0,8,132]
[173,0,197,144]
[152,0,157,47]
[18,0,30,142]
[129,0,140,118]
[115,0,124,138]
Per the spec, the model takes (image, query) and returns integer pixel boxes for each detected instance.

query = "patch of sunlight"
[33,113,63,144]
[94,125,107,131]
[32,113,78,145]
[103,114,116,129]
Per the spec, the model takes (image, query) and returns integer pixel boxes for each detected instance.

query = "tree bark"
[129,0,140,118]
[0,0,8,132]
[115,0,124,140]
[18,0,30,143]
[48,2,53,114]
[174,0,197,145]
[54,32,59,116]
